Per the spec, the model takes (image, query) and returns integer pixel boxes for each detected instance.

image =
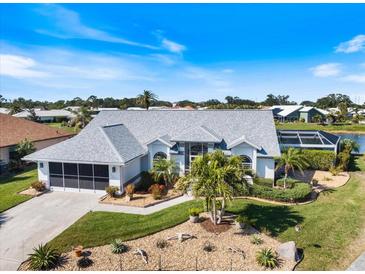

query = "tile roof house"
[0,114,73,173]
[270,105,328,122]
[24,110,280,193]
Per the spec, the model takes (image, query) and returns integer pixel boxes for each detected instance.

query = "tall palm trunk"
[284,164,290,189]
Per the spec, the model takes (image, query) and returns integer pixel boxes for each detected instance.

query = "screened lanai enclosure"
[277,130,341,153]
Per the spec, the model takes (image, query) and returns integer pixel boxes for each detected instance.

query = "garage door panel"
[94,177,109,190]
[50,175,63,187]
[64,175,78,188]
[79,176,94,190]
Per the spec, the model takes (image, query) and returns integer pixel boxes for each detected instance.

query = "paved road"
[0,191,192,270]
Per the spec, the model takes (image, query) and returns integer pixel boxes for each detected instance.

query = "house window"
[153,152,167,161]
[240,155,252,169]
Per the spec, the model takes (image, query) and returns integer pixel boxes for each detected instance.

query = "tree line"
[0,92,363,114]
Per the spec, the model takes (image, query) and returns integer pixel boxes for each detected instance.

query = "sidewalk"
[347,252,365,271]
[92,194,194,215]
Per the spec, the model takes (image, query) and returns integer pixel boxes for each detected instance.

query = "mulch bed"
[200,217,232,233]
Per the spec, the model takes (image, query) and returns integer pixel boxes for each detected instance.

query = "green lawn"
[49,199,203,252]
[46,122,79,134]
[49,166,365,270]
[276,122,365,133]
[0,167,38,212]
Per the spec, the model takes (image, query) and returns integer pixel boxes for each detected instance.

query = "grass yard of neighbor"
[46,122,79,134]
[276,122,365,133]
[0,167,37,213]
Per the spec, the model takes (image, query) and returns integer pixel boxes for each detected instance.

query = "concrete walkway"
[347,252,365,271]
[0,191,192,270]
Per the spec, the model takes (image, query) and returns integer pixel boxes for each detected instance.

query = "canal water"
[336,133,365,154]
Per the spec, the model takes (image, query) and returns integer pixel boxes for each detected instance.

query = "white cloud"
[335,34,365,53]
[161,38,186,54]
[0,54,49,78]
[35,4,158,50]
[341,74,365,83]
[310,63,342,77]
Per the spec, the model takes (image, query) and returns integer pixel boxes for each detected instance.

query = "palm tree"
[137,90,157,110]
[275,148,309,189]
[151,158,177,187]
[69,107,92,130]
[340,139,360,153]
[176,150,247,225]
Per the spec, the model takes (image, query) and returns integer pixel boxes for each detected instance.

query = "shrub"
[202,241,215,252]
[235,215,250,225]
[254,178,274,188]
[329,165,341,175]
[125,184,135,197]
[110,239,128,254]
[135,171,153,192]
[251,235,263,245]
[149,184,167,200]
[77,257,93,268]
[311,179,319,186]
[301,150,336,171]
[31,181,45,192]
[156,239,169,249]
[189,207,202,217]
[256,248,279,269]
[250,182,312,202]
[275,177,300,189]
[337,150,351,171]
[28,244,60,270]
[105,186,119,197]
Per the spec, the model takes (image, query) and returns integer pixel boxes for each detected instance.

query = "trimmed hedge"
[275,177,301,189]
[250,183,312,202]
[302,149,336,171]
[253,178,274,188]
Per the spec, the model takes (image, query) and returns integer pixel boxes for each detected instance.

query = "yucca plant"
[28,244,60,270]
[251,234,263,245]
[111,239,128,254]
[256,248,279,269]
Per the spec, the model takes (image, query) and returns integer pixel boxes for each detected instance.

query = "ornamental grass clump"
[105,186,119,197]
[149,184,167,200]
[111,239,128,254]
[251,234,263,245]
[28,244,60,270]
[256,248,279,269]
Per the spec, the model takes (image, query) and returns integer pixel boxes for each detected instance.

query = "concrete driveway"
[0,191,100,271]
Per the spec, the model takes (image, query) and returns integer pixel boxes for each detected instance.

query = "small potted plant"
[73,245,83,257]
[189,207,201,223]
[235,215,249,229]
[125,184,135,202]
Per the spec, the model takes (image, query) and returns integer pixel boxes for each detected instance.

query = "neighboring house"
[64,106,81,112]
[270,105,328,122]
[0,107,10,114]
[0,114,73,173]
[13,109,75,122]
[24,110,281,194]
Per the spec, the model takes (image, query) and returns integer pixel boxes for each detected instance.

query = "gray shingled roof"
[24,123,146,164]
[171,125,222,143]
[87,110,280,157]
[24,109,280,164]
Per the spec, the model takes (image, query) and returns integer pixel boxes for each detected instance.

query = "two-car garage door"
[49,162,109,191]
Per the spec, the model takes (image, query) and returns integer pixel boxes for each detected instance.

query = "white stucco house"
[24,110,281,193]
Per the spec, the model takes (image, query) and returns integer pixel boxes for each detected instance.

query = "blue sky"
[1,3,365,104]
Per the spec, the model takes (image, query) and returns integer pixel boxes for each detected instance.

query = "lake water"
[336,133,365,154]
